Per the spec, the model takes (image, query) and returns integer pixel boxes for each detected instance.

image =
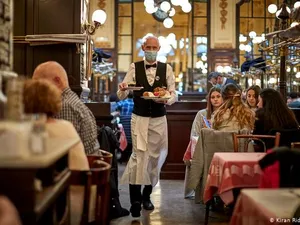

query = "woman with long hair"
[212,83,255,132]
[254,88,299,134]
[246,85,261,111]
[253,88,299,151]
[190,87,223,137]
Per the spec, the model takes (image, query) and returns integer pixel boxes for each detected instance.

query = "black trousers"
[129,184,152,204]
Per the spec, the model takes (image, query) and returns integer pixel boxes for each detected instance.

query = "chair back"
[269,128,300,148]
[70,160,111,225]
[87,150,113,166]
[232,132,280,152]
[190,128,240,203]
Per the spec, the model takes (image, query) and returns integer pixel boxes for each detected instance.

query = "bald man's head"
[32,61,69,91]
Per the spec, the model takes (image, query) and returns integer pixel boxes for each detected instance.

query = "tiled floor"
[110,164,229,225]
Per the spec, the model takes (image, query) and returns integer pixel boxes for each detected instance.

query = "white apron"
[120,113,168,187]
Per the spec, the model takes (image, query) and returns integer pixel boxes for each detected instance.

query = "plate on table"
[123,86,144,91]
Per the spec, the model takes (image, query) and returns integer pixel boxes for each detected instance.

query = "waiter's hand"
[118,82,128,91]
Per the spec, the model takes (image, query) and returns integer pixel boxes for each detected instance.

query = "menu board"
[0,0,13,71]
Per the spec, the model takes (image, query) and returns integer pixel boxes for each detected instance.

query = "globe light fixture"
[295,1,300,8]
[171,0,181,6]
[268,4,278,14]
[169,8,176,17]
[144,0,192,19]
[291,22,299,27]
[163,18,174,28]
[83,10,107,35]
[244,44,252,52]
[249,31,257,38]
[239,44,245,51]
[182,2,192,13]
[160,1,171,12]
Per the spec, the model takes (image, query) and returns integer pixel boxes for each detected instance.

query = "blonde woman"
[212,84,255,132]
[190,87,223,138]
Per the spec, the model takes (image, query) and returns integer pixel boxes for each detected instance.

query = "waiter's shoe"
[130,202,141,217]
[143,200,155,210]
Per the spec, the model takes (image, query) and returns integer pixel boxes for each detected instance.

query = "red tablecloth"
[203,152,266,205]
[230,189,300,225]
[118,124,127,151]
[183,136,198,161]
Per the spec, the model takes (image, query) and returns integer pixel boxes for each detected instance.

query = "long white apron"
[120,113,168,187]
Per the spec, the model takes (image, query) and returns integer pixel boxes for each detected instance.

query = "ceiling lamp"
[268,4,278,14]
[169,8,176,17]
[163,18,174,28]
[181,2,192,13]
[160,1,171,12]
[291,22,299,27]
[171,0,180,6]
[295,1,300,8]
[144,0,192,21]
[249,31,257,38]
[145,5,158,14]
[244,45,252,52]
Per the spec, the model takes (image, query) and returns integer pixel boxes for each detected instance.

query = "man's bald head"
[32,61,69,91]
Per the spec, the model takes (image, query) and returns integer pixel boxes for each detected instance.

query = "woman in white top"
[212,83,255,132]
[190,87,223,138]
[23,79,89,225]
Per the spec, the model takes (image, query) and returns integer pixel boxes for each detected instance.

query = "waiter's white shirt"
[117,60,176,105]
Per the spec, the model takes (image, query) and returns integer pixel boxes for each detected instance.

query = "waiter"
[117,36,176,217]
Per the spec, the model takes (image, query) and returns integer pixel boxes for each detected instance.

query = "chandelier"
[144,0,192,29]
[267,1,300,28]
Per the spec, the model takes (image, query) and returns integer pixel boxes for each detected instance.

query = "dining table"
[203,152,266,205]
[230,188,300,225]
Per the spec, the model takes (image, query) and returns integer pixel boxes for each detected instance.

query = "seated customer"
[254,88,299,151]
[23,79,90,225]
[190,87,223,138]
[212,83,255,132]
[287,92,300,108]
[115,92,134,162]
[246,85,261,112]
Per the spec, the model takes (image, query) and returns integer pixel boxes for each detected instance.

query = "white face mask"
[144,51,157,62]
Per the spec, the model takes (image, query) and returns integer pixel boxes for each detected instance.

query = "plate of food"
[141,89,171,100]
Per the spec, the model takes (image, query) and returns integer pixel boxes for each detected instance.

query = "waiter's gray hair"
[143,36,160,47]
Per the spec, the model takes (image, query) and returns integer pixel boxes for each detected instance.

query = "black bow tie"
[146,64,157,69]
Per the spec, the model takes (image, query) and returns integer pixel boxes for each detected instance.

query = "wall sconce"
[83,9,107,35]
